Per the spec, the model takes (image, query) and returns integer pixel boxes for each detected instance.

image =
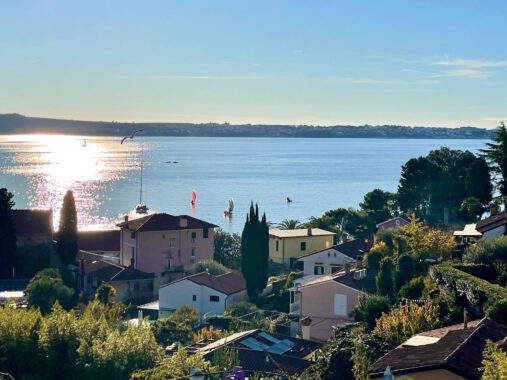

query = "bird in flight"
[121,129,144,144]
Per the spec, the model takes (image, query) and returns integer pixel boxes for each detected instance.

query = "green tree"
[360,189,397,227]
[213,229,241,269]
[481,121,507,234]
[353,294,391,331]
[398,276,425,299]
[57,190,78,265]
[25,268,75,314]
[212,346,240,370]
[0,188,17,278]
[482,340,507,380]
[186,260,229,276]
[465,157,493,205]
[396,254,415,290]
[241,203,269,299]
[376,257,396,301]
[364,242,389,271]
[460,196,484,222]
[277,219,303,229]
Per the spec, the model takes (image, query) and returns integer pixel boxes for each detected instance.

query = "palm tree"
[480,121,507,234]
[277,219,303,230]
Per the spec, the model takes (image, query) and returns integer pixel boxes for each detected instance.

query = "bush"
[25,268,75,314]
[450,263,498,283]
[186,260,229,276]
[365,242,389,271]
[376,257,396,300]
[398,276,425,300]
[430,265,507,317]
[463,236,507,264]
[396,254,415,290]
[353,294,391,331]
[486,299,507,325]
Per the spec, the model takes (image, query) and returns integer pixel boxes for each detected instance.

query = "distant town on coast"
[0,113,493,139]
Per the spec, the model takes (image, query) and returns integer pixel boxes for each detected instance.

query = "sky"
[1,1,506,128]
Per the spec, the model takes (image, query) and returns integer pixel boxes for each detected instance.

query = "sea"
[0,135,488,233]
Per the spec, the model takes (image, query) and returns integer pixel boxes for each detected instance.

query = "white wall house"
[296,239,372,276]
[139,271,247,324]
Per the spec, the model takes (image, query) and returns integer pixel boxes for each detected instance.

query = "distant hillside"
[0,113,493,139]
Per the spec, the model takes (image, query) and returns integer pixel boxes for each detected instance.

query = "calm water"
[0,135,488,232]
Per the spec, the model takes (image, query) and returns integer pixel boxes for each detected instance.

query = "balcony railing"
[289,301,300,316]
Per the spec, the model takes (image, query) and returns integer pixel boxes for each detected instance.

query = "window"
[331,266,341,274]
[166,260,171,270]
[169,238,175,248]
[191,231,197,242]
[131,247,135,258]
[191,248,196,257]
[300,242,307,251]
[210,295,219,302]
[396,219,400,226]
[276,240,279,251]
[131,232,136,239]
[203,228,209,238]
[314,265,324,275]
[334,294,347,316]
[290,291,294,303]
[192,295,197,301]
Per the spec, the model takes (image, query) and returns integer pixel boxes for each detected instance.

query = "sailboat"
[190,190,197,205]
[224,197,234,216]
[81,138,87,147]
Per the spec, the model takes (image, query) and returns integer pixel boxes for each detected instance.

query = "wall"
[16,233,52,247]
[159,279,228,324]
[298,248,356,276]
[370,369,465,380]
[483,225,504,240]
[298,280,362,341]
[269,234,333,267]
[121,227,214,274]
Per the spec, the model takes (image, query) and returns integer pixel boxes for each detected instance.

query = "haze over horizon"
[1,1,507,128]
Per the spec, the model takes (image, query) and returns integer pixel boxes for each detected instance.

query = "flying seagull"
[121,129,143,144]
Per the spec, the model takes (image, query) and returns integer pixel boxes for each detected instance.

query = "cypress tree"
[57,190,78,265]
[0,188,17,278]
[376,257,396,301]
[241,202,269,299]
[396,254,415,291]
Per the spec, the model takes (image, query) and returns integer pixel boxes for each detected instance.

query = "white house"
[138,271,247,324]
[296,238,372,276]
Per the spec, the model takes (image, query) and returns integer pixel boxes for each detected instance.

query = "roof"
[12,209,53,235]
[82,259,124,282]
[332,268,377,293]
[376,216,409,229]
[117,213,217,232]
[199,329,322,358]
[334,239,372,259]
[369,318,507,380]
[161,271,246,295]
[110,266,155,282]
[269,228,335,238]
[204,348,315,375]
[476,212,506,233]
[453,223,482,237]
[78,230,120,251]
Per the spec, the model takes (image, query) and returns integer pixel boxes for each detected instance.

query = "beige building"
[289,268,376,341]
[117,213,217,277]
[269,228,335,268]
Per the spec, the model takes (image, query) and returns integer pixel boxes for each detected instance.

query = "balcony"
[289,301,300,316]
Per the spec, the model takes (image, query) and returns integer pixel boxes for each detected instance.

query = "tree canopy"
[57,190,78,265]
[213,229,241,269]
[0,188,17,278]
[25,268,75,314]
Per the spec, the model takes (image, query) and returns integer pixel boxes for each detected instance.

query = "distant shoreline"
[0,113,493,139]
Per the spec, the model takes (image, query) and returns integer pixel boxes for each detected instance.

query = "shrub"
[376,257,396,300]
[25,268,75,314]
[396,254,415,289]
[398,276,425,300]
[486,299,507,325]
[463,235,507,264]
[186,260,229,276]
[365,242,389,271]
[353,294,391,331]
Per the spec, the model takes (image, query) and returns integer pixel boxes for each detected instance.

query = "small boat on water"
[190,190,197,205]
[81,138,87,147]
[135,204,149,214]
[224,197,234,216]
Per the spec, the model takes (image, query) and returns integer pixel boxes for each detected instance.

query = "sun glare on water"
[0,134,139,230]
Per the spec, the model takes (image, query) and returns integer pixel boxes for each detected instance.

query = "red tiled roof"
[12,209,53,235]
[78,230,120,251]
[117,213,217,232]
[162,271,246,295]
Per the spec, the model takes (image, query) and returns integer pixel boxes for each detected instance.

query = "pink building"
[117,213,217,276]
[290,268,376,341]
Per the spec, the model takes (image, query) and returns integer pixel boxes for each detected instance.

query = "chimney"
[124,215,129,222]
[342,233,348,243]
[356,256,363,269]
[180,216,188,228]
[307,228,312,236]
[490,203,499,216]
[464,309,468,329]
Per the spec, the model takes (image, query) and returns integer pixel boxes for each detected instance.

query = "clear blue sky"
[1,1,506,128]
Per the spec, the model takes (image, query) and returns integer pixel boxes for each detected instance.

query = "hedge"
[429,264,507,316]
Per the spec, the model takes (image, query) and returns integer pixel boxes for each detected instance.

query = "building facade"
[269,228,335,268]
